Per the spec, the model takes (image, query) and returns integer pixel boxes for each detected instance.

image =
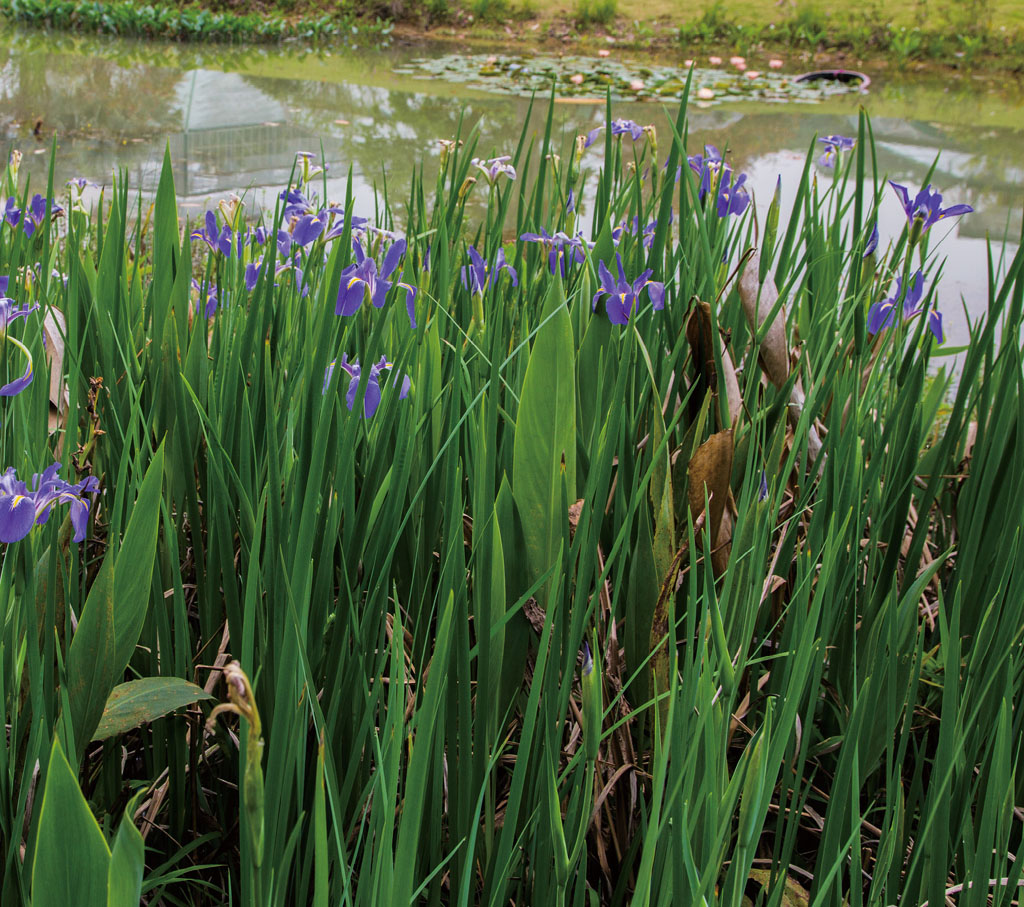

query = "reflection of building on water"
[169,123,310,201]
[170,70,303,201]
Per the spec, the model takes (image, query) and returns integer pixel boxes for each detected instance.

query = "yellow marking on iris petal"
[347,276,363,290]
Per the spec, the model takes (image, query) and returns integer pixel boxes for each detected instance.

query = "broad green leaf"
[149,146,179,348]
[576,312,612,451]
[66,555,116,759]
[93,677,214,742]
[34,543,66,649]
[513,276,576,598]
[488,503,506,707]
[32,737,110,907]
[107,809,145,907]
[626,496,659,714]
[112,444,165,673]
[495,476,531,721]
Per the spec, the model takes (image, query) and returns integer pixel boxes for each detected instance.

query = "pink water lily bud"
[744,70,760,79]
[570,73,584,84]
[683,58,694,67]
[769,58,784,68]
[730,55,746,66]
[709,55,722,64]
[696,87,715,99]
[629,79,645,90]
[598,48,611,56]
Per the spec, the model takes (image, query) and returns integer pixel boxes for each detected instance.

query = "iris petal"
[0,493,36,543]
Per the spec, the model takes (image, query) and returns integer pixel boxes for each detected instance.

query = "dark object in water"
[794,69,871,91]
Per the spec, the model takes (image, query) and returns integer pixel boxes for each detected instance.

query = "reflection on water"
[1,26,1022,344]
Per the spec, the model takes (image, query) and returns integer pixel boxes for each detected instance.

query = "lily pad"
[393,53,869,107]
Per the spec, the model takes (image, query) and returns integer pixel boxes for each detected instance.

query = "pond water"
[2,26,1023,346]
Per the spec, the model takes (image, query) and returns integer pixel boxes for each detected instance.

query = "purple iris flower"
[687,146,749,216]
[581,126,603,150]
[291,213,325,248]
[581,640,593,676]
[519,229,586,276]
[245,260,262,292]
[191,279,218,319]
[716,170,750,218]
[22,195,61,239]
[323,353,411,418]
[0,298,39,396]
[612,216,659,249]
[276,229,293,257]
[336,239,417,327]
[687,145,723,197]
[280,188,316,219]
[324,207,370,241]
[924,308,944,343]
[867,271,922,334]
[191,211,241,258]
[889,182,973,235]
[592,253,665,325]
[582,120,649,150]
[274,254,309,299]
[864,222,879,257]
[461,246,519,295]
[219,228,244,259]
[866,270,943,342]
[0,463,99,544]
[294,151,328,183]
[472,156,517,184]
[610,118,645,141]
[817,135,855,168]
[3,198,20,227]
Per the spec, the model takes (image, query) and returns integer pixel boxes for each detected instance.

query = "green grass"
[3,0,1023,66]
[2,96,1024,906]
[0,0,394,43]
[671,0,1024,66]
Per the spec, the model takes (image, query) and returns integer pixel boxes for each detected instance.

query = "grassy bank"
[1,0,1023,69]
[2,93,1024,905]
[0,0,393,43]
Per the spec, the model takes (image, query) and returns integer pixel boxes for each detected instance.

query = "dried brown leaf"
[686,301,742,428]
[687,430,734,547]
[739,251,790,389]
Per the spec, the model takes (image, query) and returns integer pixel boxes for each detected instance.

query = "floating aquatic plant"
[394,52,869,105]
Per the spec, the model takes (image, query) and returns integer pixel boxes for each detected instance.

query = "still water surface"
[2,27,1023,345]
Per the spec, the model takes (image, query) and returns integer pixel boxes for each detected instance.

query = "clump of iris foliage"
[1,85,1023,906]
[0,0,391,43]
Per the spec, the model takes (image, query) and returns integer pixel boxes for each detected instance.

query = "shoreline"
[1,0,1023,76]
[389,21,1024,81]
